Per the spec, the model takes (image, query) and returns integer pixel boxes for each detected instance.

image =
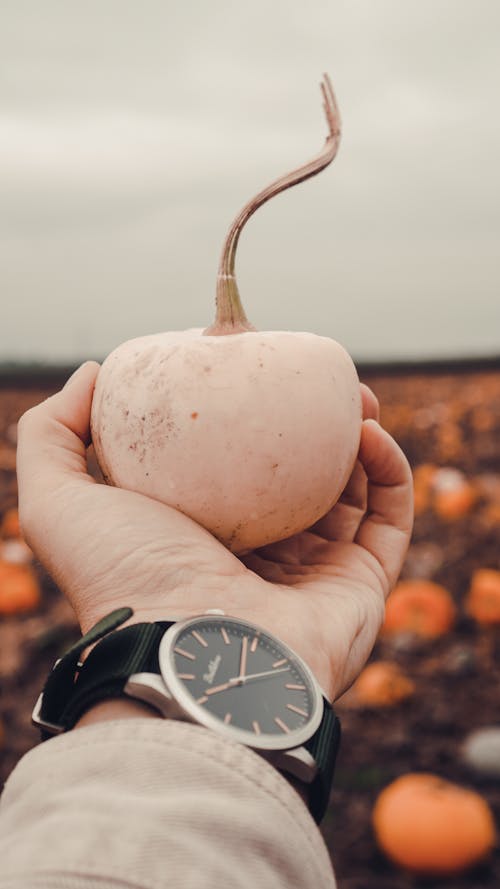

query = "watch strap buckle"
[31,691,65,735]
[32,607,135,739]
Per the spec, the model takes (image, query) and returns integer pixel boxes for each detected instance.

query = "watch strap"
[304,700,341,823]
[57,622,173,734]
[37,609,172,739]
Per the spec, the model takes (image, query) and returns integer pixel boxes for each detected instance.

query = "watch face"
[158,615,323,750]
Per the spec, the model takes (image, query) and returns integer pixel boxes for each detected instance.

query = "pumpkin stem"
[203,73,342,336]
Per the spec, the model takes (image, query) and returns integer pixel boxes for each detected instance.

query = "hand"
[17,362,413,701]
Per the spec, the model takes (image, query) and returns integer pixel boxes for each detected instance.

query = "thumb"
[17,361,101,510]
[59,360,101,442]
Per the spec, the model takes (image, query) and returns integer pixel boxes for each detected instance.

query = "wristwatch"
[32,607,341,823]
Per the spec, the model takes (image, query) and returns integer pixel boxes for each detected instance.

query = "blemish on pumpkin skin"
[147,409,164,428]
[226,522,243,548]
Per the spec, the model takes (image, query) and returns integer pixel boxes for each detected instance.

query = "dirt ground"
[0,362,499,888]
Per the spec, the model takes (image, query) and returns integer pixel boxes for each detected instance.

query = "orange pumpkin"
[412,464,437,517]
[432,468,476,520]
[465,569,500,626]
[0,561,41,615]
[352,661,415,707]
[382,580,456,639]
[372,773,496,875]
[0,508,22,540]
[0,539,33,566]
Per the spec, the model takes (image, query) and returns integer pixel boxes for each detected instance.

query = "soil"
[1,363,499,888]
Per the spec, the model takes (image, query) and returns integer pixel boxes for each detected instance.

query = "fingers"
[354,419,414,594]
[311,459,367,542]
[311,381,378,543]
[360,383,379,421]
[17,362,100,523]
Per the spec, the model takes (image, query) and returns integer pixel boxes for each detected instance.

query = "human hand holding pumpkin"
[16,361,413,701]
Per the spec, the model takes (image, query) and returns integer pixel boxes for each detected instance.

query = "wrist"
[75,697,162,729]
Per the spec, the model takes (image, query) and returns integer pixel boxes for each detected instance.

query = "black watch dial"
[159,615,322,750]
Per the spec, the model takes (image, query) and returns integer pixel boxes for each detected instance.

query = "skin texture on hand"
[16,362,413,701]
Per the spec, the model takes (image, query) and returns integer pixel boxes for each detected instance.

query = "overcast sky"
[1,1,499,363]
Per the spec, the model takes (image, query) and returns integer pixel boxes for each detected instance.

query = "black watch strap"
[35,609,340,823]
[57,622,173,733]
[304,700,341,823]
[37,610,174,738]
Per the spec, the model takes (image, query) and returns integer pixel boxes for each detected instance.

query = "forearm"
[75,699,310,809]
[0,719,336,889]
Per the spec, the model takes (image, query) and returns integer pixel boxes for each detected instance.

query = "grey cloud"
[1,0,499,362]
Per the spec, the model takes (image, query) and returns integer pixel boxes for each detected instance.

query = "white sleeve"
[0,719,336,889]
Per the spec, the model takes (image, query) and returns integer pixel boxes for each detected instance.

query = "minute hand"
[229,667,290,685]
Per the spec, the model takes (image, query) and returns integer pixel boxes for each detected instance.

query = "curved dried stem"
[204,74,341,336]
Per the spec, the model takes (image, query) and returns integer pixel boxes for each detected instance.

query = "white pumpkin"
[91,328,361,552]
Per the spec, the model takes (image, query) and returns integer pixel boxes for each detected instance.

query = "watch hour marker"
[197,695,209,705]
[221,627,231,645]
[252,720,261,735]
[191,630,208,647]
[286,703,308,717]
[178,673,195,680]
[285,683,306,691]
[239,636,248,678]
[250,636,259,653]
[274,716,290,734]
[272,658,288,668]
[224,713,232,724]
[174,647,196,661]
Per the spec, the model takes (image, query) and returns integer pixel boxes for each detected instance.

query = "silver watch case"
[124,612,326,784]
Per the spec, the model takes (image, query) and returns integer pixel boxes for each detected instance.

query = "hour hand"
[205,681,233,696]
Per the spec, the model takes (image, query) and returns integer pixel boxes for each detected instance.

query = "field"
[1,362,499,887]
